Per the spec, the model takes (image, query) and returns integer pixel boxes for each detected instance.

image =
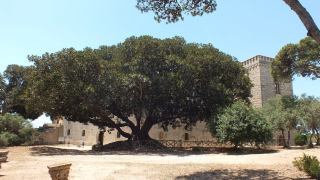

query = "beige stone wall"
[63,121,99,146]
[149,121,213,141]
[38,127,60,144]
[61,117,133,146]
[242,56,262,107]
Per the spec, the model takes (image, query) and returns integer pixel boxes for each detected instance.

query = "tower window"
[82,130,85,137]
[67,129,71,136]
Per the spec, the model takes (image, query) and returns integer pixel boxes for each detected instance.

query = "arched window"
[82,130,85,137]
[67,129,71,136]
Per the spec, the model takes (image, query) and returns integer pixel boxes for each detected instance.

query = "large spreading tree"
[18,36,251,142]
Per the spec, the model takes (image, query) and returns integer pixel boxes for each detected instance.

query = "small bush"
[293,153,320,179]
[191,147,202,152]
[0,134,9,147]
[213,101,273,148]
[0,132,22,146]
[295,133,308,146]
[0,113,35,146]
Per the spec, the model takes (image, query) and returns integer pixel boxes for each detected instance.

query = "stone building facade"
[44,55,293,146]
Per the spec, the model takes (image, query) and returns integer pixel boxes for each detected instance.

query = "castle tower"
[242,55,293,107]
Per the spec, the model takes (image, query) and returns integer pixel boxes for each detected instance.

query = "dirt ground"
[0,145,319,180]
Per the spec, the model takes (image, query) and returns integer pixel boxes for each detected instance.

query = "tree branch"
[109,104,137,130]
[283,0,320,44]
[95,109,133,139]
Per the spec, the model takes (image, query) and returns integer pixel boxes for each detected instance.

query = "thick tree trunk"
[316,129,320,146]
[98,129,105,146]
[308,130,314,148]
[132,117,154,141]
[281,129,288,148]
[287,130,291,148]
[283,0,320,44]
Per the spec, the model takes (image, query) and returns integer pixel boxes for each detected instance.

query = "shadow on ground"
[175,169,295,180]
[30,146,279,157]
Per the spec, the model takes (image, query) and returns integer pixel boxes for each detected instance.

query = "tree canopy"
[2,65,40,119]
[136,0,320,44]
[272,37,320,80]
[16,36,251,142]
[261,95,299,147]
[297,95,320,147]
[136,0,217,23]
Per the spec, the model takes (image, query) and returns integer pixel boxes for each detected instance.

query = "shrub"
[0,132,22,146]
[293,153,320,179]
[295,133,308,146]
[191,147,202,152]
[19,127,35,145]
[0,113,35,146]
[0,134,9,147]
[213,101,273,148]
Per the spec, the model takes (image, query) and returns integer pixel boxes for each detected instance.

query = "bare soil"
[0,145,319,180]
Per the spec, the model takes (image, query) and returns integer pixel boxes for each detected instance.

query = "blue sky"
[0,0,319,127]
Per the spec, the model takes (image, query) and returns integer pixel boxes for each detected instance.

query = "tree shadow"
[175,169,295,180]
[30,146,126,156]
[223,147,279,155]
[30,145,279,157]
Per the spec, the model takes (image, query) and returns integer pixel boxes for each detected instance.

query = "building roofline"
[241,55,274,65]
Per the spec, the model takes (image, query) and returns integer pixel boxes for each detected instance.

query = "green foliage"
[293,154,320,179]
[296,95,320,147]
[23,36,251,141]
[0,74,5,111]
[261,95,299,147]
[294,133,308,146]
[0,134,8,147]
[0,113,35,146]
[136,0,217,23]
[272,37,320,80]
[0,132,21,146]
[213,101,272,148]
[2,65,40,119]
[262,96,298,131]
[191,147,202,152]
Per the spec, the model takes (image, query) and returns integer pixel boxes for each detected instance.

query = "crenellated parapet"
[242,55,273,71]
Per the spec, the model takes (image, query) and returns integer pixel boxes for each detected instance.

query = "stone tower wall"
[242,55,293,107]
[242,56,262,107]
